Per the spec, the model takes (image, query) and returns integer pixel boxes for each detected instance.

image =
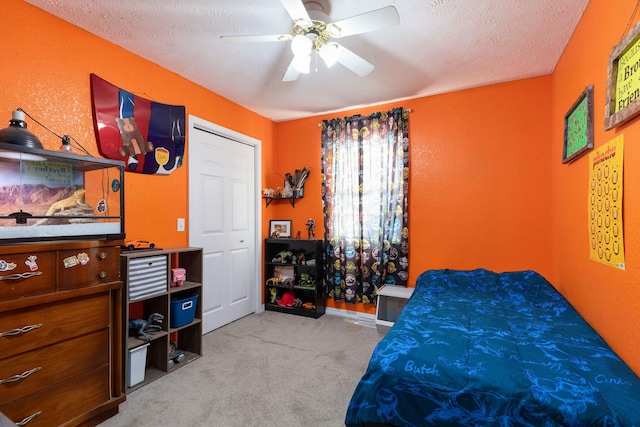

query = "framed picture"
[563,85,594,164]
[273,266,294,283]
[605,20,640,130]
[270,220,292,238]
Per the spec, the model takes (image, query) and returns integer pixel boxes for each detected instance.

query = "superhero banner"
[589,135,625,270]
[90,74,185,175]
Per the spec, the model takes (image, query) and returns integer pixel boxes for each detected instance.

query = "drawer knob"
[99,271,107,279]
[0,366,41,385]
[0,323,43,338]
[99,251,107,259]
[16,412,42,426]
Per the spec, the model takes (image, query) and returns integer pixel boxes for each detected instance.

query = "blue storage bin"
[170,294,199,328]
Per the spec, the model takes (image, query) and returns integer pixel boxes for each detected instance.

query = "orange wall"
[550,0,640,374]
[272,76,554,316]
[0,0,274,249]
[3,0,639,375]
[271,0,640,374]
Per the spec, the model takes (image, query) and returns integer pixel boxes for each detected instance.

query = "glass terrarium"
[0,142,125,243]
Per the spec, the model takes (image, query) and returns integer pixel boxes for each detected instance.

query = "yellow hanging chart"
[589,135,624,270]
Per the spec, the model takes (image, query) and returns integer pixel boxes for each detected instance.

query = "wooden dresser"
[0,240,125,427]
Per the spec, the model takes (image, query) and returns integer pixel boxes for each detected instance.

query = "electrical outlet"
[177,218,185,232]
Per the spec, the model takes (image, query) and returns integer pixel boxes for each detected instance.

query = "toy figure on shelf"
[299,273,315,288]
[296,230,302,239]
[169,341,185,363]
[129,313,164,341]
[306,217,315,238]
[266,277,281,287]
[272,250,293,263]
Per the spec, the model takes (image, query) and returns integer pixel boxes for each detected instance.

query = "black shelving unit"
[264,238,325,318]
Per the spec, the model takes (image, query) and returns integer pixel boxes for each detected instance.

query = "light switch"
[177,218,185,232]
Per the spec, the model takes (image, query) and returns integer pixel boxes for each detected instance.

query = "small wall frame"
[563,85,594,164]
[605,20,640,130]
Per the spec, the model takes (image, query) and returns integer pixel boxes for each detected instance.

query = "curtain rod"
[317,108,412,127]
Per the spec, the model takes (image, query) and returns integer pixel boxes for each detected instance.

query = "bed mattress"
[345,269,640,426]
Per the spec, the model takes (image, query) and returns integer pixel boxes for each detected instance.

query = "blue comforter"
[346,269,640,426]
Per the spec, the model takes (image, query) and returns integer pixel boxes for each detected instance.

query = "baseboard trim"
[325,308,377,328]
[257,305,376,327]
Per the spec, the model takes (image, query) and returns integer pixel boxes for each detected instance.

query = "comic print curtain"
[321,108,409,304]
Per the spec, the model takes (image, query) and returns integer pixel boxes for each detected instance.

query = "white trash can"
[127,343,150,387]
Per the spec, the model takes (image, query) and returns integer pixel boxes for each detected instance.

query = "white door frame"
[188,114,264,316]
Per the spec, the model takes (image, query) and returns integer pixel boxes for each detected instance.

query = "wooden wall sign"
[563,85,594,163]
[605,20,640,130]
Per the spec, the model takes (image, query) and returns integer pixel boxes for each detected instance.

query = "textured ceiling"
[25,0,589,122]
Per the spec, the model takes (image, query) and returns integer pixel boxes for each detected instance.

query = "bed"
[345,269,640,426]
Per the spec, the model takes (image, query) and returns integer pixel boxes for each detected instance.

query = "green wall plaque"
[563,85,594,164]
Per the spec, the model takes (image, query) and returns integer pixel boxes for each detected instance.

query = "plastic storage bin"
[170,294,199,328]
[127,343,149,387]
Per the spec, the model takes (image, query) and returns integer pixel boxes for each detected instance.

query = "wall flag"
[588,135,624,270]
[90,74,186,175]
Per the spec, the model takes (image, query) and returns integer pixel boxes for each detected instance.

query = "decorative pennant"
[90,74,186,175]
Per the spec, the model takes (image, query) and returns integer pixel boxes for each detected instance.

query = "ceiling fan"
[220,0,400,82]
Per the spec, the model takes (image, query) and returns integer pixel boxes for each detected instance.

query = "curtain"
[321,108,409,304]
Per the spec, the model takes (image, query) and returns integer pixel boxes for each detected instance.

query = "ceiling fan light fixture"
[292,52,311,73]
[326,23,341,37]
[295,18,313,29]
[318,42,338,68]
[291,34,312,56]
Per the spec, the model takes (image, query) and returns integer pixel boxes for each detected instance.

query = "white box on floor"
[375,285,414,334]
[127,343,150,387]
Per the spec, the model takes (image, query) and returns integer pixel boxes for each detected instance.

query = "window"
[321,108,409,304]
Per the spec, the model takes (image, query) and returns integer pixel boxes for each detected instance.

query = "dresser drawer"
[0,329,108,404]
[57,246,120,291]
[0,294,109,359]
[0,251,56,301]
[0,365,109,427]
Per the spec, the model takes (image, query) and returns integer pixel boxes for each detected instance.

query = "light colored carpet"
[99,311,381,427]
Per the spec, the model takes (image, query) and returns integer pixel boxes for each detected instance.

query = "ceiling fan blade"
[280,0,310,23]
[335,43,375,77]
[330,6,400,38]
[220,34,292,43]
[283,58,302,82]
